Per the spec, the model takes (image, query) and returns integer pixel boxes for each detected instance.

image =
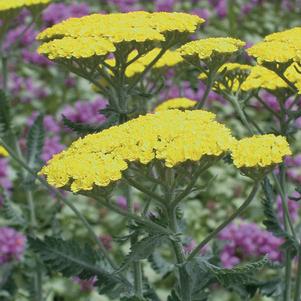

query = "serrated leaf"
[261,178,298,253]
[206,256,269,287]
[148,250,173,277]
[29,236,128,294]
[118,234,167,273]
[62,114,118,135]
[26,114,45,169]
[1,193,27,227]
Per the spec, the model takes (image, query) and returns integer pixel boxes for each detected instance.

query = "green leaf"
[0,90,11,136]
[26,114,45,168]
[148,250,173,277]
[1,193,27,227]
[261,178,298,253]
[28,236,128,294]
[118,234,167,272]
[62,114,118,135]
[206,256,269,287]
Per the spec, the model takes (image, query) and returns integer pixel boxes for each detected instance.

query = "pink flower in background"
[0,227,26,264]
[218,220,283,268]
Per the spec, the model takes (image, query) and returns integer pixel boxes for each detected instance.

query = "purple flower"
[42,3,90,26]
[218,220,283,268]
[27,113,61,134]
[22,50,51,67]
[41,136,65,162]
[116,196,140,212]
[61,97,107,126]
[277,193,300,223]
[0,227,26,264]
[100,235,113,251]
[154,0,175,11]
[73,276,97,292]
[0,158,12,192]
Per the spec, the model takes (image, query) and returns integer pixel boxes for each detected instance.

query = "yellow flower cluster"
[231,134,291,168]
[105,48,184,78]
[199,63,251,92]
[179,38,245,60]
[38,37,116,60]
[39,110,234,192]
[241,65,287,91]
[240,64,301,92]
[247,27,301,64]
[0,0,50,12]
[155,98,197,111]
[0,146,8,157]
[37,12,204,60]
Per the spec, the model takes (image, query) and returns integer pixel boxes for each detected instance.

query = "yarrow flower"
[155,97,197,111]
[179,37,245,60]
[0,227,26,264]
[0,0,51,13]
[231,134,291,169]
[219,220,283,268]
[37,12,204,61]
[0,146,8,157]
[39,110,234,192]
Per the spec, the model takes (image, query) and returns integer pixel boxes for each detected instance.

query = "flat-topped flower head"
[37,12,204,44]
[38,37,116,60]
[241,65,288,91]
[155,98,197,111]
[0,0,51,13]
[264,27,301,43]
[247,41,298,64]
[40,110,234,193]
[0,146,8,157]
[231,134,291,176]
[179,37,245,61]
[105,48,184,78]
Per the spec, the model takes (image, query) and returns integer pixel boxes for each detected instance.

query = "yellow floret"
[0,0,51,12]
[247,41,298,64]
[179,37,246,60]
[231,134,291,168]
[264,27,301,43]
[37,12,204,43]
[39,110,233,192]
[155,98,197,111]
[37,37,116,60]
[0,146,8,157]
[241,65,288,91]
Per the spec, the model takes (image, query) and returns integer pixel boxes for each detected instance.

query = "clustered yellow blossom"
[247,27,301,64]
[38,37,116,60]
[0,146,8,157]
[199,63,251,92]
[37,12,204,60]
[155,98,197,111]
[0,0,50,12]
[241,65,288,91]
[105,48,184,78]
[231,134,291,168]
[40,110,234,192]
[179,37,245,60]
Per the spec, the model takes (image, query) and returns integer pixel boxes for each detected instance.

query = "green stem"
[0,139,119,273]
[284,251,293,301]
[188,181,259,261]
[1,55,8,92]
[228,93,255,135]
[294,245,301,301]
[195,71,215,109]
[168,207,191,301]
[126,186,144,298]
